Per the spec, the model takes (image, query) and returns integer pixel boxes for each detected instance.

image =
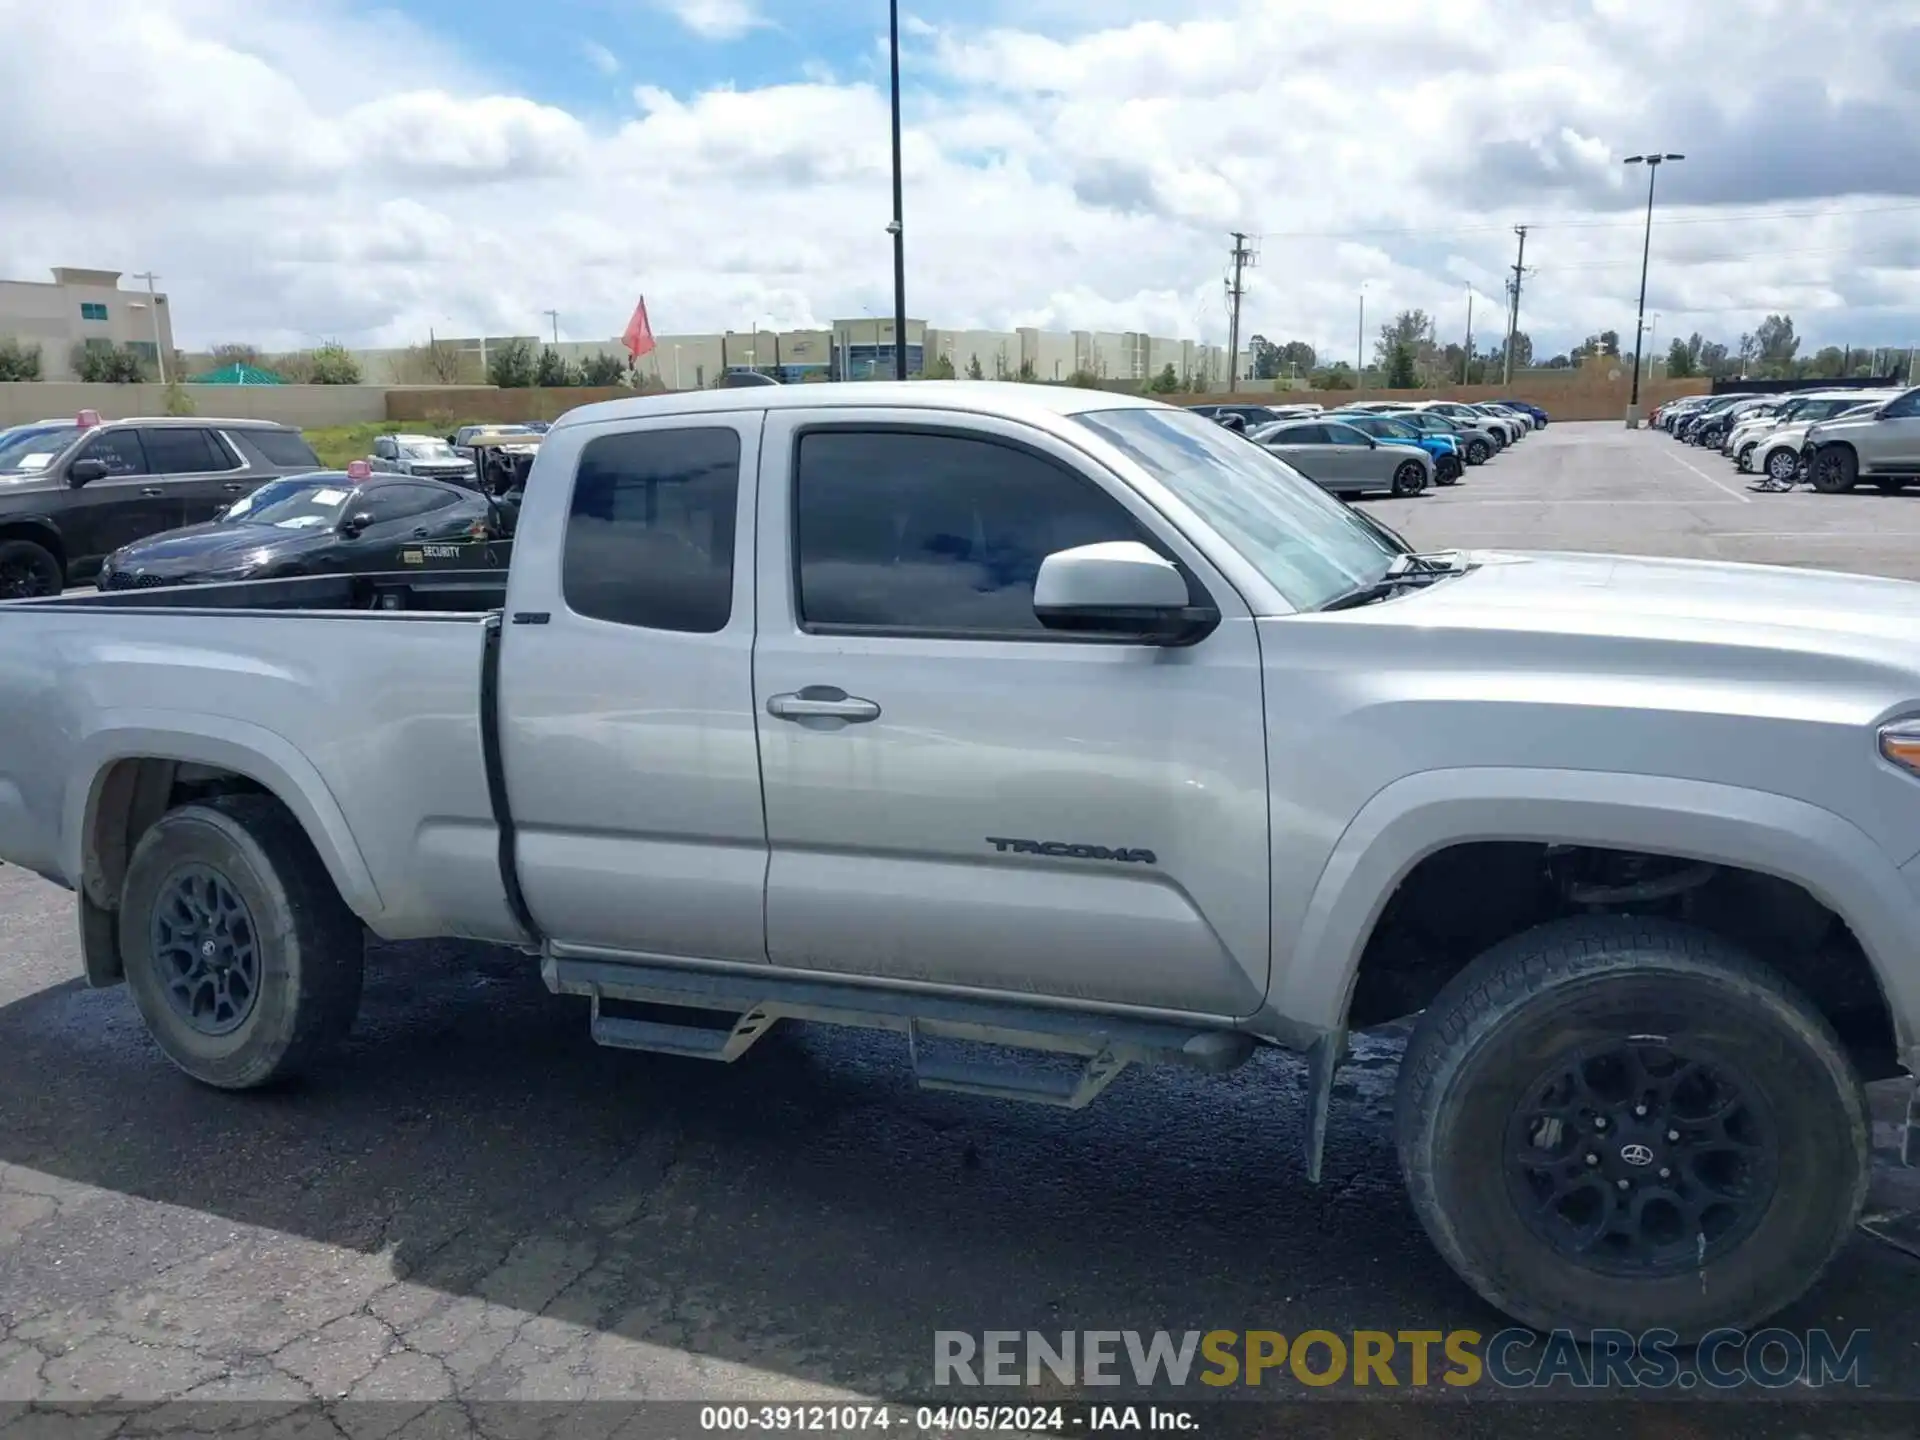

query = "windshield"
[223,478,354,529]
[0,424,81,474]
[400,440,461,460]
[1073,407,1398,611]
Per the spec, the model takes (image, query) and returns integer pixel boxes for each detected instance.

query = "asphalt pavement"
[5,421,1920,1432]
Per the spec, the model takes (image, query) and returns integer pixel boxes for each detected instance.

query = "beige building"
[0,267,176,381]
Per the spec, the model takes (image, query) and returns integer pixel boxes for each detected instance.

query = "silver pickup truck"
[3,382,1917,1341]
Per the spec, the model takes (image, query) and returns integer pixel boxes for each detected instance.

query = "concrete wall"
[384,386,640,424]
[0,382,393,428]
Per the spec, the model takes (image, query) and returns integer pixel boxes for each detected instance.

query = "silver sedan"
[1253,418,1434,496]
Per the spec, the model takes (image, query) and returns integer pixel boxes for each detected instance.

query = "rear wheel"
[1810,446,1858,494]
[1466,439,1492,465]
[1391,460,1428,497]
[1396,916,1868,1338]
[119,794,364,1089]
[0,538,62,599]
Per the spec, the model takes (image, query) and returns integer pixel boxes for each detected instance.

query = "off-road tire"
[119,794,364,1089]
[1396,915,1869,1339]
[0,538,62,599]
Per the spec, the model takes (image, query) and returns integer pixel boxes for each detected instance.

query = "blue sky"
[2,0,1916,357]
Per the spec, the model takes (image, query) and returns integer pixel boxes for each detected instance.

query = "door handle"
[410,527,431,537]
[222,482,247,492]
[140,486,164,497]
[766,686,881,724]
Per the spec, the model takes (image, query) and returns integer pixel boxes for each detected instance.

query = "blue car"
[1493,399,1549,427]
[1333,412,1465,484]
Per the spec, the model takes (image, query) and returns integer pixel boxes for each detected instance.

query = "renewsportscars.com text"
[934,1328,1870,1391]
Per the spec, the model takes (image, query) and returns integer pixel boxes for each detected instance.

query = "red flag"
[622,296,656,360]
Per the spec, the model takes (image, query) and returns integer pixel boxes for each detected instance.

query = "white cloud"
[581,39,621,76]
[658,0,763,41]
[1,0,1915,359]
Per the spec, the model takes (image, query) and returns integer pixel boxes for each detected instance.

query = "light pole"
[1462,286,1475,385]
[543,309,560,345]
[887,0,908,380]
[132,271,166,383]
[1623,151,1684,425]
[1355,283,1368,388]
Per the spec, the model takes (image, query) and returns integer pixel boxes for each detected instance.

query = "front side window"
[563,427,740,633]
[795,429,1152,636]
[1322,423,1371,447]
[77,429,147,476]
[1878,389,1920,420]
[359,484,459,523]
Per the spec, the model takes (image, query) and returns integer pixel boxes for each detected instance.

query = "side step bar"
[544,955,1255,1111]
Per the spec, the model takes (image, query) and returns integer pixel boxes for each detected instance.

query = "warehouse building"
[0,268,175,380]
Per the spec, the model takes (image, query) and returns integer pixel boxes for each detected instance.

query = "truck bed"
[0,573,522,945]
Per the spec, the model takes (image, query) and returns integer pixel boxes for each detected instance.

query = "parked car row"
[0,412,323,598]
[1189,397,1545,499]
[1652,388,1920,492]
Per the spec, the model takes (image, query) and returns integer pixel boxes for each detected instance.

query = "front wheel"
[1763,448,1799,485]
[119,794,364,1089]
[1391,460,1428,497]
[1396,916,1868,1338]
[1810,446,1858,494]
[1466,439,1492,465]
[0,538,62,599]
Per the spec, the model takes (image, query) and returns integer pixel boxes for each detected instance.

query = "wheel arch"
[0,517,68,569]
[69,717,383,986]
[1277,767,1916,1063]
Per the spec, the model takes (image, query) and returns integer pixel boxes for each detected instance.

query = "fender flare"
[1275,766,1918,1053]
[64,712,385,922]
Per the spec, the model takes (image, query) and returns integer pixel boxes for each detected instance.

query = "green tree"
[1015,357,1037,382]
[1384,342,1418,389]
[309,343,362,384]
[1665,338,1695,378]
[534,346,578,387]
[924,353,957,379]
[1248,335,1282,380]
[578,352,628,386]
[162,379,196,415]
[1753,314,1799,376]
[0,337,43,380]
[1802,345,1845,379]
[1278,340,1316,374]
[71,343,145,382]
[965,354,985,381]
[208,342,263,369]
[1065,367,1101,388]
[488,338,538,388]
[1149,363,1180,394]
[1598,329,1621,357]
[1373,310,1434,373]
[1311,362,1356,390]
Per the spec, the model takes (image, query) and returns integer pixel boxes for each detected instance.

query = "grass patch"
[303,417,490,468]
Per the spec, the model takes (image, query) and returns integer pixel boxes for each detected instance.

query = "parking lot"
[6,418,1920,1428]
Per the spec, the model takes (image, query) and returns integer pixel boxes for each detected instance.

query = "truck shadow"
[0,941,1908,1417]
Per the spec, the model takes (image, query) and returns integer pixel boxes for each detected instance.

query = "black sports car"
[97,466,510,591]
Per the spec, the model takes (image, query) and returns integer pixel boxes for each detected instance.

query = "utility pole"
[133,271,166,383]
[1462,287,1474,385]
[543,310,560,345]
[1502,226,1527,386]
[1225,231,1255,391]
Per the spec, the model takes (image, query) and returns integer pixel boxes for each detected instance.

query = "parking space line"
[1436,499,1749,507]
[1659,445,1752,503]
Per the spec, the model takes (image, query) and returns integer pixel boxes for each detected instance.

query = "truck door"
[495,413,769,964]
[751,409,1271,1019]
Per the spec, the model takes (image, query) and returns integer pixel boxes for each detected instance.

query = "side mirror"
[341,510,374,536]
[213,504,231,520]
[1033,541,1217,645]
[68,458,108,485]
